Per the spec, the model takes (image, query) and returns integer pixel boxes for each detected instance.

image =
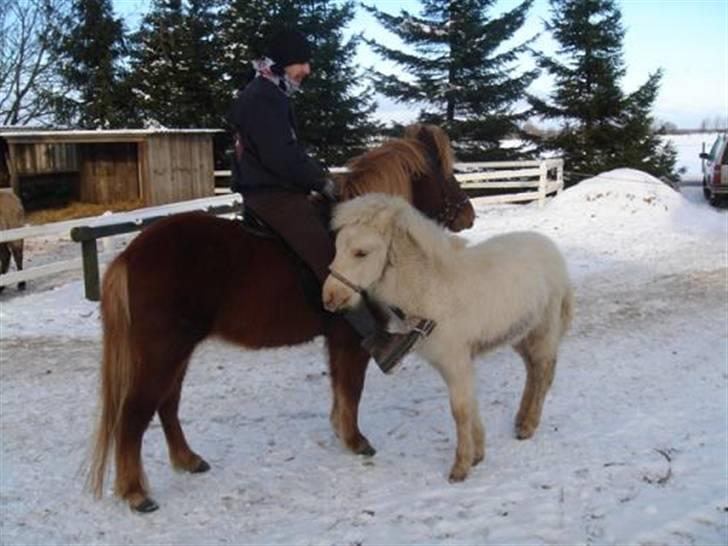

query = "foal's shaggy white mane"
[332,193,465,267]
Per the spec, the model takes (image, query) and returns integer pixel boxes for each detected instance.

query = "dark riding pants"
[243,191,334,284]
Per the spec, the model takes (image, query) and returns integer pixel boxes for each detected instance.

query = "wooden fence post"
[538,161,547,207]
[80,238,100,301]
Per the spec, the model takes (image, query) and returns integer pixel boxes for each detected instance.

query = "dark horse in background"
[88,124,476,512]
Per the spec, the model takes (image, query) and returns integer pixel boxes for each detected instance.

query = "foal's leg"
[513,336,557,440]
[158,360,210,474]
[470,398,485,466]
[326,322,375,456]
[439,357,477,482]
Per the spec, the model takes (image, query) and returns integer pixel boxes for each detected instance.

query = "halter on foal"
[88,124,474,512]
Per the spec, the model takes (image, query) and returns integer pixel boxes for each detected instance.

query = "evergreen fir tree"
[363,0,538,160]
[295,1,380,165]
[51,0,130,128]
[218,0,379,165]
[529,0,679,183]
[128,0,223,129]
[218,0,279,91]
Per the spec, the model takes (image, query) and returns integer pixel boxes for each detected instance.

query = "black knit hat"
[267,30,312,67]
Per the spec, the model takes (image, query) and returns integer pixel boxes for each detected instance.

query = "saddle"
[238,205,279,239]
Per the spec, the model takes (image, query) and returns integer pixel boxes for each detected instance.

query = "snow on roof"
[0,128,222,142]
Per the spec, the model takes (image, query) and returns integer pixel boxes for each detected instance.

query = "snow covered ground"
[0,138,726,544]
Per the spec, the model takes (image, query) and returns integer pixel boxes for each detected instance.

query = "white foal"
[323,194,573,482]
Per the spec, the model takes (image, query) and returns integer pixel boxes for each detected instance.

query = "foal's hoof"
[18,281,26,291]
[515,422,537,440]
[448,466,470,483]
[192,459,211,473]
[132,497,159,513]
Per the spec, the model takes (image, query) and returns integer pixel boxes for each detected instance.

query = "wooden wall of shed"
[143,134,214,205]
[0,139,9,189]
[11,142,79,175]
[78,143,140,204]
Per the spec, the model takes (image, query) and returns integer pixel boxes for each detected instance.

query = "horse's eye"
[354,249,368,258]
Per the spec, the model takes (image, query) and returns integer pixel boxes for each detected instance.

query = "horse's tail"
[560,287,574,337]
[88,256,134,498]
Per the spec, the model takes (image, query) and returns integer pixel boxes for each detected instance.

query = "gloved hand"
[320,179,339,202]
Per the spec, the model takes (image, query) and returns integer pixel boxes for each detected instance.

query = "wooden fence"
[216,159,564,206]
[1,159,563,299]
[0,194,242,299]
[454,159,564,206]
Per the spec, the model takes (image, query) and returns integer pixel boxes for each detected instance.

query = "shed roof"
[0,128,222,144]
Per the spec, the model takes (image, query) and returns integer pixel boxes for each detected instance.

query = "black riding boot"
[343,296,436,374]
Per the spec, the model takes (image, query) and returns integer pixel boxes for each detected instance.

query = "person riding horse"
[227,29,434,374]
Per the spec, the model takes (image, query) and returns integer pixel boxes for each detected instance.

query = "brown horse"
[88,124,475,512]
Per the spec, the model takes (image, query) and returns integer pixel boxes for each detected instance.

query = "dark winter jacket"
[227,76,327,195]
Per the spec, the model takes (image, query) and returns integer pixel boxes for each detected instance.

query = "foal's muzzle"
[322,269,362,312]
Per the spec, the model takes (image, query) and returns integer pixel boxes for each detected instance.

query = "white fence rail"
[0,194,243,291]
[454,159,564,207]
[217,159,564,206]
[2,159,562,293]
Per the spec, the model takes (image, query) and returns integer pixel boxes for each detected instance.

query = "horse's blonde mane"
[337,140,424,202]
[403,123,455,174]
[336,124,455,202]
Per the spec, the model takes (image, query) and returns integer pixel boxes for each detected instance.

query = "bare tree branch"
[0,0,70,126]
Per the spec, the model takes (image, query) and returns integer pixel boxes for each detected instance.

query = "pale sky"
[114,0,727,129]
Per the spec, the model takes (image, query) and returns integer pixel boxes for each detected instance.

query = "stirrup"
[362,317,436,375]
[385,309,435,336]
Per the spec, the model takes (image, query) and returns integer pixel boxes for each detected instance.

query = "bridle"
[327,240,394,298]
[437,193,470,228]
[327,267,364,294]
[419,154,470,229]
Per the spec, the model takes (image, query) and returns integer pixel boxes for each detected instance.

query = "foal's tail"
[88,256,134,498]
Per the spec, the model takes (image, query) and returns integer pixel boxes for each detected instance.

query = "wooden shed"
[0,129,219,209]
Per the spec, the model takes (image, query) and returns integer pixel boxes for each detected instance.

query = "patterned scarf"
[252,57,301,96]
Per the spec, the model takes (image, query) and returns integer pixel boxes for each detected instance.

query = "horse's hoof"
[192,459,211,473]
[17,282,26,291]
[132,497,159,513]
[358,445,376,457]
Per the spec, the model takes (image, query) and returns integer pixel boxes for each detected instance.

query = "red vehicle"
[699,133,728,206]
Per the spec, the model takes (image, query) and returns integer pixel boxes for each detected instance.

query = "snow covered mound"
[548,168,724,233]
[551,168,680,213]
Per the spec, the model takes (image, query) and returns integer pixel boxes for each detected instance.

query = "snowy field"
[0,135,726,545]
